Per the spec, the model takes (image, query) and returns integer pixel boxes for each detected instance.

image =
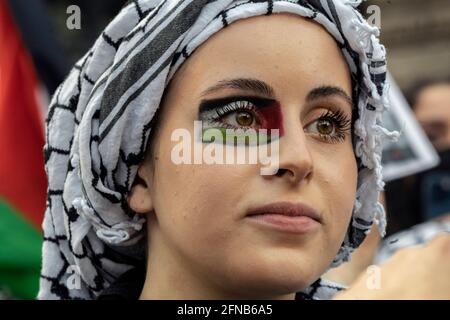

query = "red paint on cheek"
[258,101,284,136]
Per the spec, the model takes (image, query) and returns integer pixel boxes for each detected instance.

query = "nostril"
[275,168,288,177]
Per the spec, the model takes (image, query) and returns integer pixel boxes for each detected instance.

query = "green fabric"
[0,199,42,299]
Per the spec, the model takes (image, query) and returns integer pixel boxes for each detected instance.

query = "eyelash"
[205,100,260,130]
[307,109,352,144]
[202,99,352,143]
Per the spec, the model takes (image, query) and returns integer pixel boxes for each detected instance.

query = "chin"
[228,271,316,298]
[219,252,324,297]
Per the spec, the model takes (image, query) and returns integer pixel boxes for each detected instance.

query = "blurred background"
[362,0,450,89]
[0,0,449,299]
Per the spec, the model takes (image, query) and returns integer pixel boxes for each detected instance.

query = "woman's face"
[129,13,357,298]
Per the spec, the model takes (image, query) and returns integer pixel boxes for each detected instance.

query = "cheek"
[149,104,257,252]
[314,144,357,240]
[151,132,255,248]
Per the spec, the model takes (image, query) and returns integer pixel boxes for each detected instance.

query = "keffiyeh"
[39,0,394,299]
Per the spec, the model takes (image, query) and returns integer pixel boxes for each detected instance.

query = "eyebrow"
[200,78,352,106]
[306,85,353,107]
[200,78,275,98]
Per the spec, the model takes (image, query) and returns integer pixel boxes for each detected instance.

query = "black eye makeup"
[199,96,283,130]
[198,96,284,145]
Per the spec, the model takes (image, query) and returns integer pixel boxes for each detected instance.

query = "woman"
[39,0,391,299]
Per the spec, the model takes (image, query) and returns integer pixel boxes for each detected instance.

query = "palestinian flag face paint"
[198,96,284,146]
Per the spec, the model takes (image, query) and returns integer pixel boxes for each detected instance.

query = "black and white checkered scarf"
[39,0,395,299]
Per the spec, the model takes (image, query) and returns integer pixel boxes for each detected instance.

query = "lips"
[245,201,322,233]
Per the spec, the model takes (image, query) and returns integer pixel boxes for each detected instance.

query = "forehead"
[170,13,352,99]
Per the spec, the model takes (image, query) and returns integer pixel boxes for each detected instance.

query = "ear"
[127,164,154,214]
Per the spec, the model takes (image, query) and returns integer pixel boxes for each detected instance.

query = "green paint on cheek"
[201,127,277,146]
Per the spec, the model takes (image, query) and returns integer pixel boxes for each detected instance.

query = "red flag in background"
[0,0,47,299]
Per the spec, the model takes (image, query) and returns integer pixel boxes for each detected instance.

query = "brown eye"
[305,118,338,138]
[316,119,334,135]
[304,110,350,143]
[235,111,254,127]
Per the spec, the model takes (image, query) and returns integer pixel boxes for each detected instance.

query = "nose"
[262,124,313,185]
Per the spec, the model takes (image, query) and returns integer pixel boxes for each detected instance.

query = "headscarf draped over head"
[40,0,395,299]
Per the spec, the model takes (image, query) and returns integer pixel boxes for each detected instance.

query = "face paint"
[198,96,284,145]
